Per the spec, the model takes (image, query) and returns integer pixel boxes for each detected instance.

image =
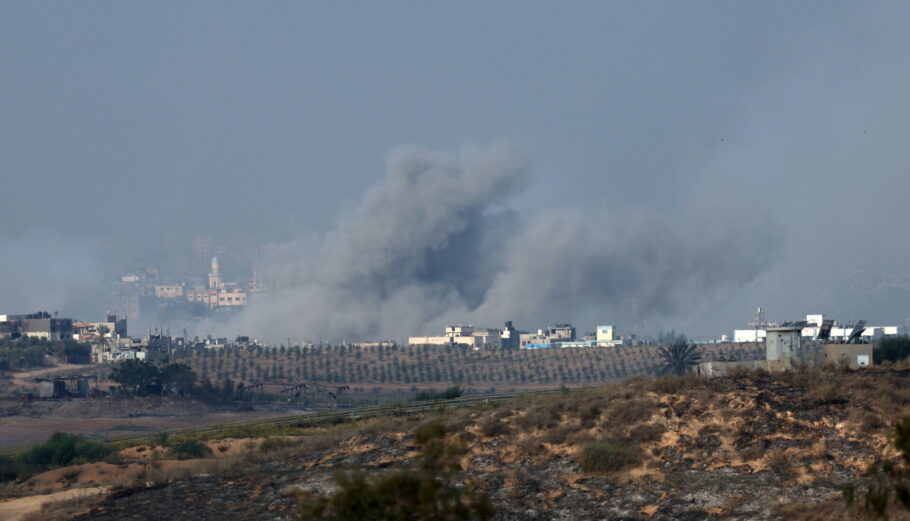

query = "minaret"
[208,256,223,290]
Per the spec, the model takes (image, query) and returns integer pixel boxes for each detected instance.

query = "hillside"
[4,365,910,520]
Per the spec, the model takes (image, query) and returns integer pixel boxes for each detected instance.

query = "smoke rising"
[223,141,777,342]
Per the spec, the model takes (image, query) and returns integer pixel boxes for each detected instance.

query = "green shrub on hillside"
[0,432,112,482]
[168,439,211,460]
[579,441,636,473]
[299,420,492,521]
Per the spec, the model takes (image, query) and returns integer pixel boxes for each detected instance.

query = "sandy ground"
[0,410,295,450]
[0,486,108,521]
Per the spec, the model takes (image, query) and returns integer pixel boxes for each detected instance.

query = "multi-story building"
[154,285,184,299]
[410,322,517,350]
[0,312,74,341]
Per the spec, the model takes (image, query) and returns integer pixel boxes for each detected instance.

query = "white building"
[409,324,503,349]
[733,314,907,343]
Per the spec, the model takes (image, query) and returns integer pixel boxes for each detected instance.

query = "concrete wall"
[817,344,873,368]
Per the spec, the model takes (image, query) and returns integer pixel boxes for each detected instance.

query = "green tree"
[875,336,910,364]
[161,363,197,395]
[657,337,701,376]
[110,359,161,395]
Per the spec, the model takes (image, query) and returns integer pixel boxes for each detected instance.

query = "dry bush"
[517,438,548,458]
[604,398,655,428]
[442,408,474,432]
[852,410,885,434]
[578,402,602,428]
[651,375,703,394]
[0,481,25,500]
[765,448,797,479]
[477,415,512,438]
[739,444,766,462]
[21,490,107,521]
[136,457,245,485]
[357,415,402,438]
[538,423,576,445]
[492,408,514,420]
[626,423,666,444]
[807,381,847,405]
[514,405,561,430]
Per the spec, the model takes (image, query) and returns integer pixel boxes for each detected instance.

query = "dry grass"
[11,364,910,518]
[20,489,107,521]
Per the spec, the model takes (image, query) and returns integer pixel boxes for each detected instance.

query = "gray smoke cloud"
[0,231,105,318]
[215,140,777,343]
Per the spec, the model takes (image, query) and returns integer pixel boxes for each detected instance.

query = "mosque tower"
[208,256,223,290]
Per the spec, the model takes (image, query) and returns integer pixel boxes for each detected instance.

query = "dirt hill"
[12,366,910,520]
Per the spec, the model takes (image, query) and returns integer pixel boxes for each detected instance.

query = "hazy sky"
[2,2,909,339]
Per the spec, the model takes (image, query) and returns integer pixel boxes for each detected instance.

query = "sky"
[2,2,909,341]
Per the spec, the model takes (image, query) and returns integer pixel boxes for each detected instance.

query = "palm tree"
[657,337,702,376]
[95,325,112,358]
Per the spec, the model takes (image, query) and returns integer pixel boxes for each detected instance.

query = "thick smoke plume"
[227,141,776,342]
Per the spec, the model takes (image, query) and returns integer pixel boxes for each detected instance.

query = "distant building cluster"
[111,255,263,322]
[732,312,906,343]
[408,321,630,350]
[697,325,874,377]
[0,308,269,366]
[0,311,145,362]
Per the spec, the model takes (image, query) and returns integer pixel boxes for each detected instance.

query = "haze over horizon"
[3,2,909,341]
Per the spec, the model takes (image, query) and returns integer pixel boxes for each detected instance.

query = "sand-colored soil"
[0,486,108,521]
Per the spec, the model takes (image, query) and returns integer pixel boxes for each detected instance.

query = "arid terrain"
[3,364,910,520]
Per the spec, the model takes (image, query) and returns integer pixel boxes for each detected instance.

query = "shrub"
[651,375,701,394]
[477,416,511,438]
[168,440,211,460]
[626,424,666,444]
[299,422,493,521]
[414,387,463,402]
[18,432,111,469]
[578,442,636,473]
[300,469,493,521]
[0,432,112,483]
[514,405,560,430]
[605,398,654,427]
[259,437,297,453]
[875,337,910,364]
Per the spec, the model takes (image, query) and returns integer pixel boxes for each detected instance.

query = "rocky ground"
[11,367,910,520]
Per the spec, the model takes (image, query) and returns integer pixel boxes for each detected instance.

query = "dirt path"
[0,487,108,521]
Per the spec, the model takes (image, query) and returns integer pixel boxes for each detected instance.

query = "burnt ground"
[64,368,910,520]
